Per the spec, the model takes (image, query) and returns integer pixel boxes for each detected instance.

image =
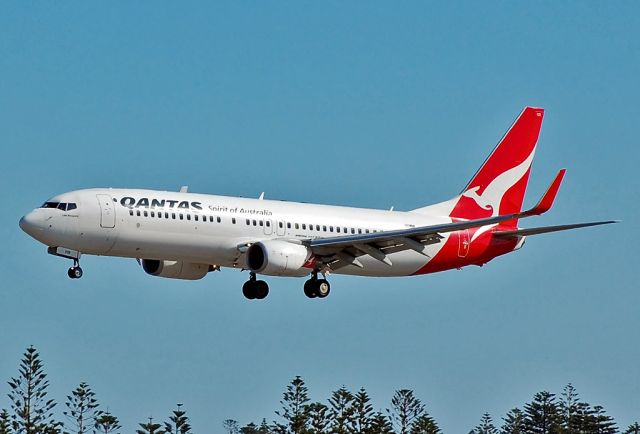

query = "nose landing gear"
[67,260,83,279]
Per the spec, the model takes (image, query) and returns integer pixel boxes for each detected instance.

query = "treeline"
[0,347,638,434]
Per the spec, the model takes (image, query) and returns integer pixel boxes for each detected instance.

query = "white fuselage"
[20,188,455,277]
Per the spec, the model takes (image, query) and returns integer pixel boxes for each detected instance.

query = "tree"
[136,417,165,434]
[388,390,425,434]
[274,376,310,434]
[306,403,328,434]
[350,389,374,434]
[559,384,582,434]
[368,413,393,434]
[524,391,561,434]
[470,413,498,434]
[500,408,525,434]
[410,414,440,434]
[165,405,192,434]
[223,420,239,434]
[7,346,62,434]
[94,412,121,434]
[328,387,354,434]
[240,423,259,434]
[585,405,617,434]
[64,382,102,434]
[624,423,640,434]
[0,410,11,434]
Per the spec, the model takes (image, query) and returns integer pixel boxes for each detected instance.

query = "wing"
[304,170,579,270]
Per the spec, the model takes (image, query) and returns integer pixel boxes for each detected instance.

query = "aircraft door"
[458,229,470,258]
[276,220,286,236]
[96,194,116,228]
[264,219,273,235]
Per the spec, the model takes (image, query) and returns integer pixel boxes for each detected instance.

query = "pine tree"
[0,410,11,434]
[94,412,121,434]
[500,408,525,434]
[524,391,561,434]
[165,405,192,434]
[469,413,498,434]
[624,422,640,434]
[410,414,440,434]
[7,346,62,434]
[64,382,102,434]
[585,405,617,434]
[328,387,354,434]
[274,376,310,434]
[350,389,374,434]
[306,403,328,434]
[223,420,239,434]
[369,413,393,434]
[388,390,425,434]
[136,417,165,434]
[559,384,583,434]
[258,420,272,434]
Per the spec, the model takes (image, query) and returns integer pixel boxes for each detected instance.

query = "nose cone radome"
[19,212,42,239]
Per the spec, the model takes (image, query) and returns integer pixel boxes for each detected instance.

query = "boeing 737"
[19,107,616,300]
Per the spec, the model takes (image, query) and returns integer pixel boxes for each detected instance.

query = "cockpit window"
[41,202,77,211]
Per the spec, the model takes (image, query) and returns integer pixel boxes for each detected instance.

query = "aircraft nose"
[19,212,42,238]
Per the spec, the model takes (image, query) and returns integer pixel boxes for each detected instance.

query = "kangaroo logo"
[462,148,536,241]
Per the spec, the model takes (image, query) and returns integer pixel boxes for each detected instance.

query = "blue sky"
[1,2,638,432]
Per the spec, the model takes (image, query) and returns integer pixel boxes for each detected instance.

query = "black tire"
[303,279,317,298]
[255,280,269,299]
[68,267,76,279]
[242,281,256,300]
[316,279,330,298]
[68,267,83,279]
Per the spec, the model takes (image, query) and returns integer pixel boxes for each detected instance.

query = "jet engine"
[141,259,209,280]
[246,240,312,277]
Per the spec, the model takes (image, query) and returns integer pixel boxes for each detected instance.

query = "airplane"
[19,107,616,300]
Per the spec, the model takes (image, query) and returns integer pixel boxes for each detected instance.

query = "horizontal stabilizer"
[494,220,619,238]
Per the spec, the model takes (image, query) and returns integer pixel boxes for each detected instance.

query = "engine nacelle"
[141,259,209,280]
[246,240,312,277]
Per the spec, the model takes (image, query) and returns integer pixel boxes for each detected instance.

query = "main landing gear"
[242,272,269,300]
[67,259,83,279]
[303,271,330,299]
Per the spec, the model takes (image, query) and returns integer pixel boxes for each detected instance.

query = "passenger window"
[295,223,299,229]
[253,220,257,226]
[351,228,355,234]
[287,222,291,229]
[217,216,221,223]
[323,225,327,232]
[194,215,198,221]
[246,219,250,225]
[278,222,283,228]
[143,211,148,217]
[302,224,306,230]
[337,227,341,233]
[151,211,155,217]
[232,218,236,224]
[136,210,141,217]
[179,214,184,220]
[259,220,263,226]
[209,216,213,222]
[165,212,169,218]
[172,213,176,219]
[187,214,191,221]
[365,229,370,233]
[129,210,133,216]
[343,227,347,233]
[266,221,271,227]
[316,225,320,231]
[329,226,334,232]
[358,229,362,234]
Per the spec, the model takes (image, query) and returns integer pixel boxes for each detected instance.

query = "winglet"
[523,169,566,216]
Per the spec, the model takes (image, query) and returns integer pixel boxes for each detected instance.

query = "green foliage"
[306,403,328,434]
[274,376,310,434]
[223,419,239,434]
[165,405,192,434]
[410,414,440,434]
[328,387,354,434]
[351,388,375,434]
[136,417,165,434]
[368,413,393,434]
[94,412,121,434]
[500,408,525,434]
[0,410,12,434]
[524,391,561,434]
[388,389,425,434]
[624,422,640,434]
[64,382,102,434]
[7,346,62,434]
[469,413,498,434]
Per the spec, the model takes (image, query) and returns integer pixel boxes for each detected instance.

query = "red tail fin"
[449,107,544,227]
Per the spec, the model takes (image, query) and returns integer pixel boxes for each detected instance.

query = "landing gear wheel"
[254,280,269,300]
[67,266,83,279]
[304,280,317,298]
[316,279,330,298]
[242,281,256,300]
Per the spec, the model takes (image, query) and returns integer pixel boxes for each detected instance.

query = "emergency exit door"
[96,194,116,228]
